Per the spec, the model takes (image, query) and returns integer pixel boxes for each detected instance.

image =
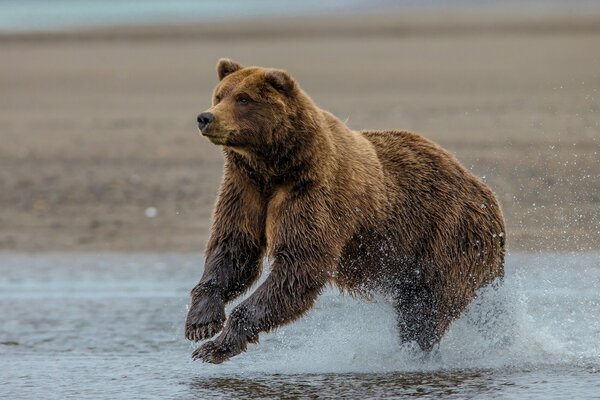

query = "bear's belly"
[335,228,415,294]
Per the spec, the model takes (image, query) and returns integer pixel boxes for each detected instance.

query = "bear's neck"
[223,108,337,194]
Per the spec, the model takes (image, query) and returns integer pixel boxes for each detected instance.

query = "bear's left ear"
[217,58,243,81]
[265,69,296,95]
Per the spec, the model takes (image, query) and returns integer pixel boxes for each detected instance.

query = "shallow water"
[1,252,599,399]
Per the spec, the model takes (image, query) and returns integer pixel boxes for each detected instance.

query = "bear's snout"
[197,112,215,132]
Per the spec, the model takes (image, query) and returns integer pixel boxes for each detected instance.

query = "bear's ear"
[217,58,243,81]
[265,69,296,95]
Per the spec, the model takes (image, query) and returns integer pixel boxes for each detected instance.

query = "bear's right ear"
[264,69,296,95]
[217,58,243,81]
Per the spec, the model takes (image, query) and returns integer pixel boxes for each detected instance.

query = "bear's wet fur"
[185,59,506,363]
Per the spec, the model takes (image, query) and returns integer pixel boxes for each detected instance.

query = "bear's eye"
[236,95,251,105]
[214,95,222,104]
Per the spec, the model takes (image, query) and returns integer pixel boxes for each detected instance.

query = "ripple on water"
[0,252,599,399]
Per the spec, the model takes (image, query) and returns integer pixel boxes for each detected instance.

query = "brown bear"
[185,59,506,364]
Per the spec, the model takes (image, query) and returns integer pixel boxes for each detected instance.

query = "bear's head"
[197,59,317,160]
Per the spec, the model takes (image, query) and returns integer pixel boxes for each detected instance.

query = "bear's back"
[359,130,486,201]
[358,129,505,280]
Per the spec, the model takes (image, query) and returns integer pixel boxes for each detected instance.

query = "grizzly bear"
[185,59,506,364]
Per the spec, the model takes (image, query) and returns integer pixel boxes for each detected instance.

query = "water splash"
[203,252,600,374]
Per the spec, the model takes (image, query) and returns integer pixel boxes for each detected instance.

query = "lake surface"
[1,252,599,399]
[0,0,414,32]
[1,0,598,32]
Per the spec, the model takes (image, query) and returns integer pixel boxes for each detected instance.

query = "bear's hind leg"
[394,286,447,352]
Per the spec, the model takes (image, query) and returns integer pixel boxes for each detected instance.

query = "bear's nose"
[197,112,215,131]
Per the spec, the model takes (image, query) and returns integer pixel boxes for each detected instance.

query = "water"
[0,0,598,32]
[1,252,599,399]
[0,0,394,32]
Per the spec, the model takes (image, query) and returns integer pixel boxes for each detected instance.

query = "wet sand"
[1,10,599,252]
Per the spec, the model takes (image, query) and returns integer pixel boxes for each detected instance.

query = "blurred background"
[1,0,599,252]
[2,2,600,398]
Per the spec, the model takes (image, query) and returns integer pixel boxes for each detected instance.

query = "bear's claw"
[192,338,244,364]
[184,292,226,342]
[185,320,223,342]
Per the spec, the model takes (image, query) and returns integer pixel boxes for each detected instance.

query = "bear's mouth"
[200,130,235,146]
[204,134,228,145]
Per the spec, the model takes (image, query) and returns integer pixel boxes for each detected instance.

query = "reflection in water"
[188,370,503,398]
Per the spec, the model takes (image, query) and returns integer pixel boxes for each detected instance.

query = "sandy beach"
[1,10,599,252]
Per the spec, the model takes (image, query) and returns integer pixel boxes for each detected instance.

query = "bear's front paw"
[191,334,247,364]
[185,293,226,342]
